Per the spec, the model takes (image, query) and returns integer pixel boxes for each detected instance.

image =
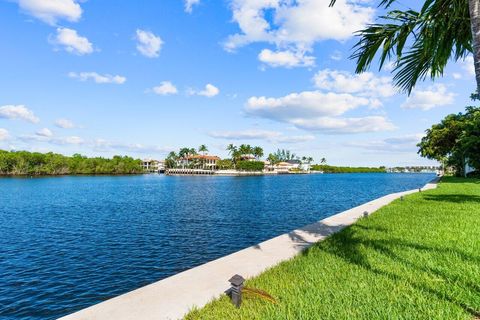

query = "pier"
[166,168,215,175]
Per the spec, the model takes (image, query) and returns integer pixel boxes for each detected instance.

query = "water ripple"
[0,173,434,319]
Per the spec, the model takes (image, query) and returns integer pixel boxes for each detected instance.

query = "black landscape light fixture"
[401,196,404,201]
[363,211,369,218]
[229,274,245,308]
[419,188,422,192]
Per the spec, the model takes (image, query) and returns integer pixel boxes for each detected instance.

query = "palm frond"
[242,287,277,304]
[351,0,471,94]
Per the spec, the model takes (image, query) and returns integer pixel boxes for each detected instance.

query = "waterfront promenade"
[61,179,439,320]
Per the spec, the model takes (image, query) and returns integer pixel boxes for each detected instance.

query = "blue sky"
[0,0,476,166]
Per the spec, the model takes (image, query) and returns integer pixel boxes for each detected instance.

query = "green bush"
[217,159,234,170]
[236,160,264,172]
[466,170,480,178]
[0,150,143,175]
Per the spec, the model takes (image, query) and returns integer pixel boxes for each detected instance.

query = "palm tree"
[198,145,208,169]
[238,144,250,157]
[165,151,178,169]
[330,0,480,93]
[227,144,237,158]
[267,153,280,165]
[198,144,208,155]
[227,144,239,168]
[320,157,327,165]
[253,146,264,160]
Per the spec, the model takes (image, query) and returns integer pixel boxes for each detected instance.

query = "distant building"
[285,159,301,168]
[275,162,293,173]
[142,159,165,173]
[240,154,257,162]
[177,155,221,170]
[286,159,311,171]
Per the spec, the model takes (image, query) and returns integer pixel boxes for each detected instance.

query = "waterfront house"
[263,160,274,172]
[275,161,294,173]
[177,155,221,170]
[240,154,257,162]
[142,159,165,173]
[286,159,301,169]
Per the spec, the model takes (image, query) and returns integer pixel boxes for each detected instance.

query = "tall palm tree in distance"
[198,144,208,155]
[198,145,208,169]
[330,0,480,93]
[253,146,264,160]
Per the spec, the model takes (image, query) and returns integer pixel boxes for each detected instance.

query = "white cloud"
[258,49,315,68]
[184,0,200,13]
[68,72,126,84]
[60,136,83,145]
[152,81,178,95]
[290,116,395,134]
[246,91,369,119]
[401,84,455,110]
[208,129,315,143]
[17,0,82,25]
[0,105,39,123]
[19,134,84,145]
[313,69,395,99]
[461,56,475,76]
[51,27,93,55]
[330,50,342,61]
[189,84,220,97]
[209,129,281,140]
[275,134,316,143]
[55,118,75,129]
[0,128,9,141]
[136,29,163,58]
[245,90,395,133]
[452,73,462,80]
[347,133,424,152]
[93,139,170,154]
[225,0,373,67]
[36,128,53,137]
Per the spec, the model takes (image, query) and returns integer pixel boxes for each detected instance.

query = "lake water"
[0,173,435,319]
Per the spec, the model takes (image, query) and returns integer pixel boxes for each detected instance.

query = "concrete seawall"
[60,179,439,320]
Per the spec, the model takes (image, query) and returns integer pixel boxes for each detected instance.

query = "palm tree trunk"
[469,0,480,93]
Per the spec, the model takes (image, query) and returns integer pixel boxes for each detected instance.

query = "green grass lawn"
[186,177,480,320]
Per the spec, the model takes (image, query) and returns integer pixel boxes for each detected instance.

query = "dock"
[165,168,215,175]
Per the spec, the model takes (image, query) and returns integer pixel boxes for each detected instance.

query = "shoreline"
[60,177,440,320]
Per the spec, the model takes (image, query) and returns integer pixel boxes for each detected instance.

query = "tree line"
[418,104,479,176]
[0,150,143,175]
[311,164,386,174]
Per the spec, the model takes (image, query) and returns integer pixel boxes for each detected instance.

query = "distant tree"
[418,105,480,175]
[320,158,327,165]
[253,146,264,160]
[267,153,280,165]
[198,145,208,168]
[165,151,178,169]
[198,144,208,155]
[179,148,191,159]
[274,149,296,161]
[239,144,253,157]
[0,150,143,175]
[227,144,240,168]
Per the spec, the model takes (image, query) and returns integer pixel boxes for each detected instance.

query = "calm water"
[0,173,434,319]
